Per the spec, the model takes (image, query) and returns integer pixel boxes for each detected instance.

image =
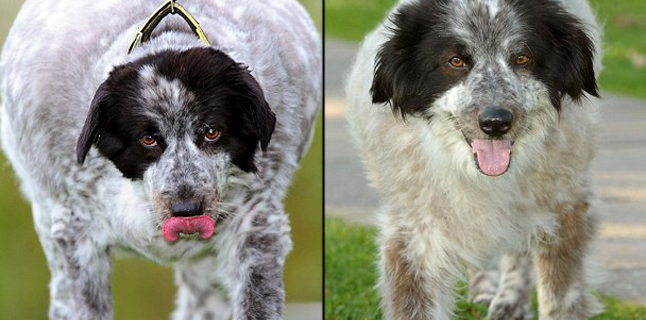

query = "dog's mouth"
[469,139,512,176]
[162,215,215,242]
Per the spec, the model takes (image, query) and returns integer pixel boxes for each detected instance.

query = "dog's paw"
[487,294,532,320]
[471,292,494,306]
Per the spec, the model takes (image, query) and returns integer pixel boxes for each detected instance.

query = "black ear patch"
[155,48,276,172]
[514,0,599,109]
[236,70,275,153]
[77,47,276,177]
[77,64,162,179]
[225,69,276,172]
[77,81,108,165]
[371,0,461,118]
[77,65,141,166]
[544,18,599,108]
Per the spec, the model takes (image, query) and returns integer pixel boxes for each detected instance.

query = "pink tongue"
[162,215,214,242]
[471,139,512,176]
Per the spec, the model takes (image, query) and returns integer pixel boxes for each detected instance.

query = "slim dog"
[346,0,602,319]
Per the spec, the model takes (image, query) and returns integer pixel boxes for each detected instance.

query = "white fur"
[346,0,602,319]
[0,0,320,319]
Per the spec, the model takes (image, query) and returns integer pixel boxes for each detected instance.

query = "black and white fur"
[346,0,602,319]
[0,0,320,319]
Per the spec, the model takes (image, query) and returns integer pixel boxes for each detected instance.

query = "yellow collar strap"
[127,0,210,55]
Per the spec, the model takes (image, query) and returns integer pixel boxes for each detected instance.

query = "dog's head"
[77,47,275,237]
[372,0,598,176]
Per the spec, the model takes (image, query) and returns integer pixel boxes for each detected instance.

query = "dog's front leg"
[379,231,460,320]
[219,203,291,320]
[534,201,600,320]
[467,261,500,305]
[487,252,533,320]
[173,257,231,320]
[34,204,113,320]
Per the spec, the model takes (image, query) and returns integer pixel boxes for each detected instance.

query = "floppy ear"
[256,99,276,153]
[238,68,276,153]
[371,10,419,107]
[77,81,110,165]
[371,38,414,108]
[371,45,397,105]
[533,8,600,110]
[552,25,599,102]
[371,37,446,119]
[370,4,452,118]
[77,64,139,165]
[371,40,424,118]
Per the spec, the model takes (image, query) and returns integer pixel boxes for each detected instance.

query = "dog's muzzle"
[470,107,513,176]
[162,198,215,242]
[172,198,204,217]
[478,107,513,137]
[162,215,215,242]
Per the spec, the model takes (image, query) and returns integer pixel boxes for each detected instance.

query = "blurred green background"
[0,0,322,319]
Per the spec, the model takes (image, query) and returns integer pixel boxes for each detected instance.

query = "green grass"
[325,218,382,320]
[325,0,646,99]
[325,218,646,320]
[0,1,321,319]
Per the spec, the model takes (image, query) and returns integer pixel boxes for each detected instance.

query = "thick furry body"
[346,0,601,319]
[0,0,320,319]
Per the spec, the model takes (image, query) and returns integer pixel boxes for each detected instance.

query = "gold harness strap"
[127,0,210,55]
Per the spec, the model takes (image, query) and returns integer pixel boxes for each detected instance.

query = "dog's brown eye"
[140,135,157,147]
[514,55,530,66]
[449,56,465,68]
[205,128,221,142]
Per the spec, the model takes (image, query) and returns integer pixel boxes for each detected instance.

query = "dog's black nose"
[478,107,513,136]
[172,199,203,217]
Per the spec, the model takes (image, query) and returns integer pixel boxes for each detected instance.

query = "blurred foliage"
[0,0,322,319]
[325,0,646,99]
[591,0,646,98]
[324,0,394,41]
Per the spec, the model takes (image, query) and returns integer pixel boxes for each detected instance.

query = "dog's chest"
[384,175,563,259]
[114,235,216,263]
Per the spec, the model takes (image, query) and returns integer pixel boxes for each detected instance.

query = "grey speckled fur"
[0,0,321,319]
[346,0,602,319]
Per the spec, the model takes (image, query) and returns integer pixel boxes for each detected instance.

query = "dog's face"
[77,47,275,231]
[372,0,598,176]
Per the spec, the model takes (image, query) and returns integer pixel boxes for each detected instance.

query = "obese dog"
[346,0,602,319]
[0,0,320,319]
